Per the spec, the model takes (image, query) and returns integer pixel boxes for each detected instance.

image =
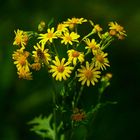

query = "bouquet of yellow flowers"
[12,17,126,140]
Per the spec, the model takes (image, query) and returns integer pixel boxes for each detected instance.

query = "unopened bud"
[109,29,117,36]
[38,21,46,32]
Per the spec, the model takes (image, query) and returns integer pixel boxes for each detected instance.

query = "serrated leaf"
[28,114,55,139]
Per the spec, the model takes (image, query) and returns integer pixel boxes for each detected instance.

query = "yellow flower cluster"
[108,22,127,39]
[12,17,126,86]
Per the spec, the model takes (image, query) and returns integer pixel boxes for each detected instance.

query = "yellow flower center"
[47,32,53,38]
[37,49,45,60]
[69,24,75,29]
[89,43,97,49]
[84,70,93,80]
[57,65,65,73]
[57,24,63,31]
[71,18,79,23]
[15,36,21,45]
[72,51,80,57]
[95,25,102,32]
[96,55,104,63]
[65,35,72,42]
[23,34,28,44]
[19,56,26,66]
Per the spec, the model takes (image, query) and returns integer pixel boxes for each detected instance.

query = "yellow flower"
[93,24,103,33]
[65,17,87,24]
[67,49,84,65]
[108,22,126,38]
[49,56,73,81]
[108,22,124,32]
[77,61,101,86]
[93,51,110,70]
[12,48,24,60]
[13,49,30,72]
[84,38,100,55]
[95,24,103,32]
[64,17,87,29]
[38,27,57,45]
[61,32,80,45]
[56,23,68,36]
[32,43,51,65]
[117,34,125,40]
[31,63,41,71]
[13,29,28,48]
[17,67,32,80]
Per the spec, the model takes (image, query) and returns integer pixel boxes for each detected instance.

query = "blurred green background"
[0,0,140,140]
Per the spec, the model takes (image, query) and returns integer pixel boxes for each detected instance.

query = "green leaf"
[48,18,54,28]
[28,114,55,139]
[28,114,64,140]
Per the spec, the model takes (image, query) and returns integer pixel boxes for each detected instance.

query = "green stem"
[53,43,59,57]
[75,86,84,107]
[82,31,94,41]
[77,31,95,47]
[101,37,114,50]
[98,86,104,103]
[69,130,74,140]
[51,79,58,140]
[52,90,57,140]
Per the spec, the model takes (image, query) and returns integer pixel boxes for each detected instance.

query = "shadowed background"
[0,0,140,140]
